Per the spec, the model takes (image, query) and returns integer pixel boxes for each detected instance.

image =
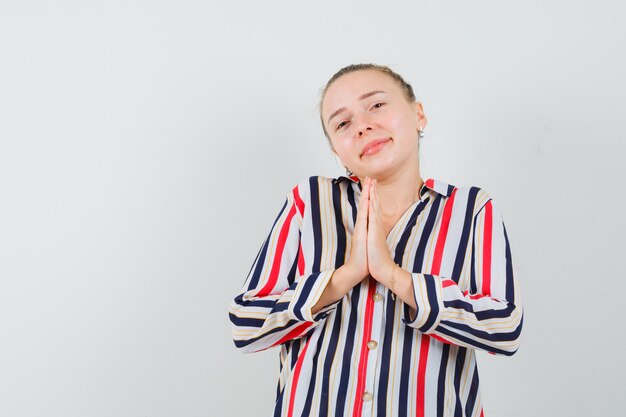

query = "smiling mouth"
[361,138,391,157]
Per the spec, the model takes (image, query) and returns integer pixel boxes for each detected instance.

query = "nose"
[355,114,374,138]
[358,126,372,137]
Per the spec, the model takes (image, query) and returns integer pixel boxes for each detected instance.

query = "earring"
[418,127,425,140]
[345,167,353,176]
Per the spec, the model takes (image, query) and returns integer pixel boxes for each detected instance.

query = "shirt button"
[367,340,378,350]
[372,293,383,302]
[362,391,373,402]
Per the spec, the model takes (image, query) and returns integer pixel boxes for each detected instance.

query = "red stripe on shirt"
[297,242,305,276]
[462,290,489,300]
[352,277,377,417]
[293,185,305,218]
[287,337,311,417]
[273,322,314,347]
[430,333,453,345]
[416,335,431,417]
[417,187,457,417]
[257,203,297,297]
[431,188,457,275]
[482,201,493,296]
[442,279,456,288]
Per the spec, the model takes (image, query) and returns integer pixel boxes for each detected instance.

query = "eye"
[371,102,385,110]
[336,120,349,131]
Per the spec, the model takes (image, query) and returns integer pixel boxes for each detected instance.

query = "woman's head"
[319,64,416,139]
[319,64,427,180]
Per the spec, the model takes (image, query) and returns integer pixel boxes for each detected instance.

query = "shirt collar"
[332,175,455,198]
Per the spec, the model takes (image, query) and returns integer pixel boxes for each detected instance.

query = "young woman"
[229,64,523,417]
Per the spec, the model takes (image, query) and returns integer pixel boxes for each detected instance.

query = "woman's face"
[321,69,427,180]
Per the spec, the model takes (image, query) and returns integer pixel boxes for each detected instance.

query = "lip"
[361,137,391,157]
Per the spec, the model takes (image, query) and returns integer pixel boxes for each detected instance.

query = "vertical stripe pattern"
[230,175,523,416]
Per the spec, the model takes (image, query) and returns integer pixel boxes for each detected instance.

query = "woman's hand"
[367,179,397,284]
[341,177,371,288]
[312,177,408,315]
[333,177,396,293]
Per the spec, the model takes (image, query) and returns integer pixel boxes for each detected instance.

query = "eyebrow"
[326,90,387,126]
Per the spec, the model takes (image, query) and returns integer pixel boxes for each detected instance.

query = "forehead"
[322,69,402,114]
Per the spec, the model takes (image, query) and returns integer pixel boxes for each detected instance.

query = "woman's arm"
[229,181,340,353]
[395,193,523,356]
[310,264,362,315]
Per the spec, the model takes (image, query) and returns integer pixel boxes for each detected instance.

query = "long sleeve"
[229,182,340,353]
[403,193,523,356]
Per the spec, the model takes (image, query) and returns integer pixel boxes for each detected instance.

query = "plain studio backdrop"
[1,1,624,416]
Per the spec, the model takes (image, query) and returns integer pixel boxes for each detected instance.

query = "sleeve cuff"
[402,273,445,333]
[289,270,339,322]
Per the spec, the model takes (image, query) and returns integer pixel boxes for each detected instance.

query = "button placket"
[360,282,386,417]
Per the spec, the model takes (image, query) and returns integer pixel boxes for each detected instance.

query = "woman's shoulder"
[282,175,354,206]
[428,178,497,215]
[289,175,352,192]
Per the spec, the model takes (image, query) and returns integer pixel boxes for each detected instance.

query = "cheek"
[334,143,353,160]
[332,139,358,162]
[332,132,353,148]
[388,112,415,136]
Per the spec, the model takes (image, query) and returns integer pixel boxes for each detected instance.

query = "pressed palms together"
[344,177,397,287]
[311,177,410,315]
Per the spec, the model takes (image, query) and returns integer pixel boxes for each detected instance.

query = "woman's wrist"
[339,262,367,289]
[389,265,417,310]
[383,263,399,292]
[327,265,349,298]
[311,264,363,315]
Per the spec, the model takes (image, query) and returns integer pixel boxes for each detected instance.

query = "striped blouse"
[229,175,523,417]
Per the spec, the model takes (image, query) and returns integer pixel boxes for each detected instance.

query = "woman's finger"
[370,179,379,222]
[358,177,370,222]
[348,177,370,281]
[368,179,379,232]
[368,191,374,229]
[372,179,382,223]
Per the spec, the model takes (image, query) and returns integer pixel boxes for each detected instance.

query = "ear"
[414,101,428,130]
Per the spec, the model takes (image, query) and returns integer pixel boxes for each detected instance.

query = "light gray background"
[1,1,624,416]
